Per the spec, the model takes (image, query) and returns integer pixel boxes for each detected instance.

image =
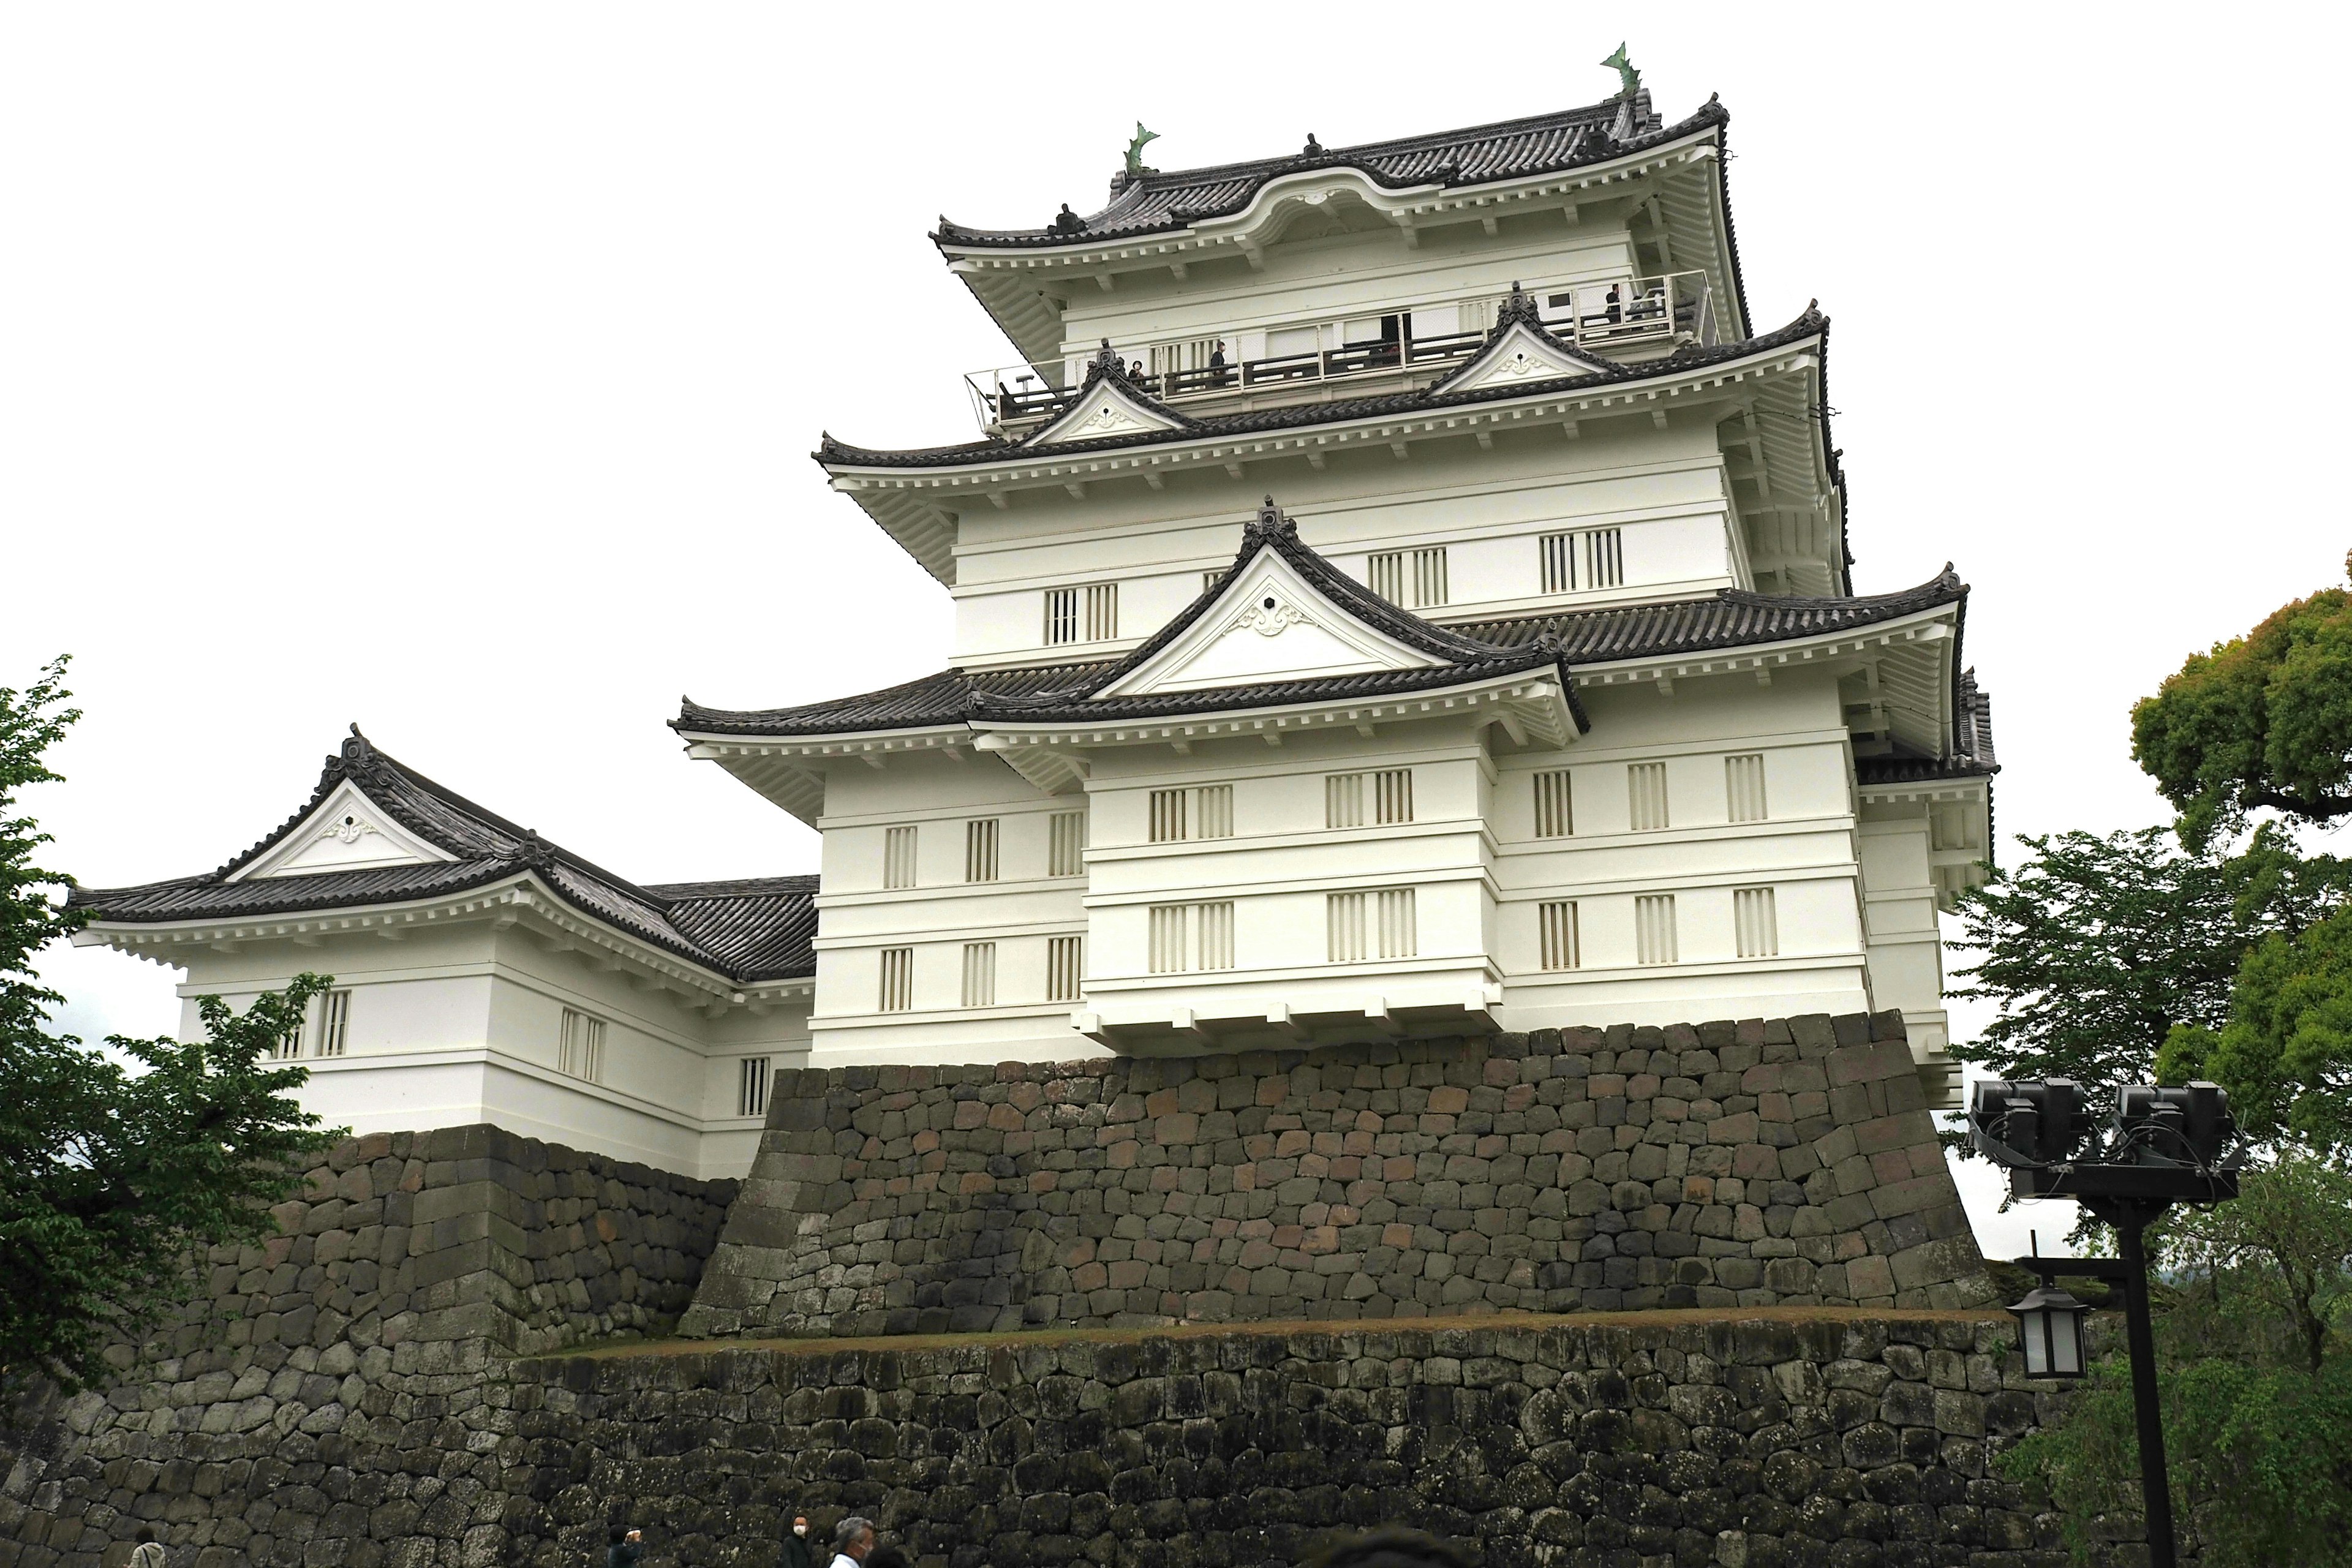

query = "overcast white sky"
[6,4,2346,1258]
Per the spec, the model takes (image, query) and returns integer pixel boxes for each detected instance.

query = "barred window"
[1044,582,1118,644]
[1368,551,1404,603]
[965,818,999,882]
[1047,935,1083,1001]
[1532,769,1574,838]
[1147,902,1234,973]
[1725,754,1768,823]
[1327,888,1416,962]
[1048,811,1087,876]
[961,942,997,1008]
[883,824,918,889]
[1628,763,1670,832]
[1539,900,1581,970]
[1541,527,1624,592]
[1734,887,1779,959]
[1412,548,1448,607]
[1327,769,1411,829]
[878,948,913,1012]
[315,989,350,1058]
[558,1009,606,1081]
[737,1055,771,1118]
[1149,785,1232,843]
[1635,895,1678,966]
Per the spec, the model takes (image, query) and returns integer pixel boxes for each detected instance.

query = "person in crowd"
[607,1526,644,1568]
[865,1546,910,1568]
[1208,339,1229,386]
[782,1513,816,1568]
[827,1517,875,1568]
[1302,1527,1470,1568]
[129,1527,166,1568]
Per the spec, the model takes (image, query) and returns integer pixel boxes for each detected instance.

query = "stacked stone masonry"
[0,1125,735,1568]
[683,1011,1991,1340]
[505,1313,2080,1568]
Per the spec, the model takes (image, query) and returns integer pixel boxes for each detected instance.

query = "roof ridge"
[641,874,821,900]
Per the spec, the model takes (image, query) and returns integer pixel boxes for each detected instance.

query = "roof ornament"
[1248,495,1297,540]
[1494,281,1544,330]
[1301,133,1323,157]
[1124,123,1159,178]
[513,827,557,870]
[1050,203,1086,235]
[339,725,377,769]
[1087,338,1127,382]
[1602,42,1640,100]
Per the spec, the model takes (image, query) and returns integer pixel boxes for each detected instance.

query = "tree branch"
[2248,789,2352,821]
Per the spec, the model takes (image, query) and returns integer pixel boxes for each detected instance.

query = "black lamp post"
[1969,1077,2242,1568]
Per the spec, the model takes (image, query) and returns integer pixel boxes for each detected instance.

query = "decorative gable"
[1098,548,1442,697]
[228,779,458,881]
[1431,284,1611,396]
[1027,374,1185,445]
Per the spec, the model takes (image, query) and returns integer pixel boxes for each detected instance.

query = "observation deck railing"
[964,271,1715,435]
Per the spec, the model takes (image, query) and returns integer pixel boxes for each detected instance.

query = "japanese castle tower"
[74,82,1997,1180]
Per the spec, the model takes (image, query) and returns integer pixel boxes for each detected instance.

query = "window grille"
[271,1008,303,1061]
[1327,889,1416,962]
[1628,763,1670,832]
[558,1008,605,1081]
[1734,888,1779,959]
[1539,900,1581,970]
[1047,935,1083,1001]
[1533,769,1575,838]
[1044,583,1118,645]
[965,818,999,882]
[878,948,913,1012]
[883,824,918,889]
[1370,549,1447,608]
[316,989,350,1058]
[1539,527,1623,592]
[1635,895,1678,966]
[1148,902,1234,973]
[1368,551,1404,603]
[1327,769,1411,829]
[1048,811,1086,876]
[961,942,997,1008]
[1412,548,1448,608]
[1150,786,1231,842]
[737,1055,771,1119]
[1726,754,1768,823]
[1150,788,1186,843]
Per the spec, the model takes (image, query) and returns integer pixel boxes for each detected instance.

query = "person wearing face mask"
[781,1513,816,1568]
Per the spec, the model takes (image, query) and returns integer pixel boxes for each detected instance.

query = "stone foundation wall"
[683,1011,1989,1340]
[0,1126,734,1568]
[506,1311,2071,1568]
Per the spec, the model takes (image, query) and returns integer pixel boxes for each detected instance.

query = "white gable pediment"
[1441,321,1604,394]
[228,780,459,881]
[1100,551,1442,698]
[1029,377,1185,445]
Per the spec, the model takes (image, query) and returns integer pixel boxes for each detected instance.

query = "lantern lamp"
[2007,1284,2092,1379]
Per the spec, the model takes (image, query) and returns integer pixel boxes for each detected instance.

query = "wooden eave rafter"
[829,337,1827,589]
[74,876,811,1011]
[941,127,1730,368]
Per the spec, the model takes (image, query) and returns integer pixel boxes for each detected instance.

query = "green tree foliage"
[0,658,341,1395]
[2163,907,2352,1158]
[2132,556,2352,851]
[1947,826,2349,1106]
[1999,1157,2352,1567]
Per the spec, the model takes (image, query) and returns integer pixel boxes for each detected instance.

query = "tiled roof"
[815,306,1827,472]
[69,732,816,984]
[933,95,1683,250]
[1853,668,2000,787]
[677,521,1965,741]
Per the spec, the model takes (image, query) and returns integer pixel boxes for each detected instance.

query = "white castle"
[75,84,1996,1180]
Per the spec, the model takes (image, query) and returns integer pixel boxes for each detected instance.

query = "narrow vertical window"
[1048,811,1086,876]
[1150,902,1233,972]
[961,942,998,1008]
[1532,769,1575,838]
[1326,772,1365,829]
[883,824,918,889]
[737,1055,772,1119]
[1327,891,1366,962]
[558,1009,606,1081]
[1411,548,1449,608]
[1194,785,1232,839]
[1085,582,1118,642]
[1329,889,1414,960]
[1628,763,1670,832]
[1539,901,1581,970]
[1585,527,1624,589]
[1327,771,1409,828]
[272,1008,304,1061]
[1726,754,1768,823]
[1635,895,1678,965]
[1044,587,1078,645]
[1374,769,1412,825]
[1376,888,1417,959]
[1047,935,1083,1001]
[878,948,914,1011]
[316,989,351,1058]
[1150,788,1187,844]
[1153,786,1231,841]
[965,818,999,882]
[1540,531,1577,594]
[1367,551,1404,603]
[1735,888,1779,959]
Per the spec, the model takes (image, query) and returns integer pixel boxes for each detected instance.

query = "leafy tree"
[2132,555,2352,850]
[2162,908,2352,1157]
[0,658,341,1396]
[1999,1156,2352,1567]
[1946,826,2350,1112]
